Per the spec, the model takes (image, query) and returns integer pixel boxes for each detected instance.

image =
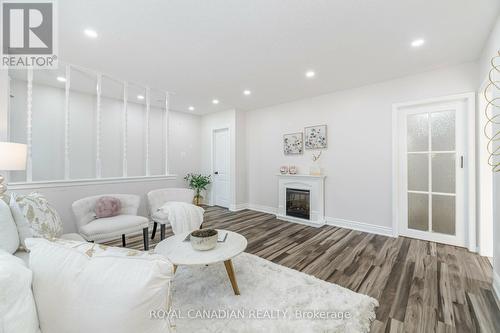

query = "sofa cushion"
[25,238,173,333]
[0,199,20,253]
[9,192,63,249]
[95,196,122,218]
[0,249,40,333]
[79,214,149,241]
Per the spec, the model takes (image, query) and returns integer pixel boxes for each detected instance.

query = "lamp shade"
[0,142,27,171]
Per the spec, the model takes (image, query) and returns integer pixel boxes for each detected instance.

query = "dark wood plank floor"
[105,206,500,332]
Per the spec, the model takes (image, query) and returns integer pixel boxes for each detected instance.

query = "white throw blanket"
[153,202,204,234]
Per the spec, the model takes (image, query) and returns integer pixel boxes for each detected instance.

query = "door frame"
[477,78,494,257]
[392,92,476,251]
[210,127,232,208]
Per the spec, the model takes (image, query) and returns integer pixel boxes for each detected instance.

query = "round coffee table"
[154,229,247,295]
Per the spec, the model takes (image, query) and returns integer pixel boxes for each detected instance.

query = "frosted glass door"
[402,105,465,246]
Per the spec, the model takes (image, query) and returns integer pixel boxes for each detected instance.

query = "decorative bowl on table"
[190,229,218,251]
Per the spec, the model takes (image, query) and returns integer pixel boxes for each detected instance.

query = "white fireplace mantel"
[276,174,326,227]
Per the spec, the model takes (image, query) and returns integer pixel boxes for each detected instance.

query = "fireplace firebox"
[286,188,310,220]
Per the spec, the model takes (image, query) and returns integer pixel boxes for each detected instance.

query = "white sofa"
[71,194,150,250]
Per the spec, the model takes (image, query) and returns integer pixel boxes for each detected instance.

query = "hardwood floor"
[105,206,500,332]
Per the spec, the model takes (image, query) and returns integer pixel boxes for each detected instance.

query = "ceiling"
[57,0,499,115]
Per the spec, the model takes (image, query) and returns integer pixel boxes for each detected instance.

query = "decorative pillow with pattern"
[9,192,63,249]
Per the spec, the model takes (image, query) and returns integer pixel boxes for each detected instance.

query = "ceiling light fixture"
[243,90,251,96]
[188,106,195,111]
[305,70,316,78]
[212,99,219,105]
[56,76,66,82]
[411,39,425,48]
[137,95,145,100]
[84,28,98,38]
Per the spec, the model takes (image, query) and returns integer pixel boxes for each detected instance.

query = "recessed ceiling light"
[56,76,66,82]
[137,95,145,100]
[84,29,98,38]
[305,70,316,78]
[411,39,425,47]
[212,99,219,105]
[188,106,195,111]
[243,90,251,96]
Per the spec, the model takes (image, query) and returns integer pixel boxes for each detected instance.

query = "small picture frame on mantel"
[304,125,327,149]
[283,132,303,155]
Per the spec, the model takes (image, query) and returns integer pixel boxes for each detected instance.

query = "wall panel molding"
[26,68,33,182]
[8,63,174,184]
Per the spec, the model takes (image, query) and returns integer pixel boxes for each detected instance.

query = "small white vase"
[309,161,321,175]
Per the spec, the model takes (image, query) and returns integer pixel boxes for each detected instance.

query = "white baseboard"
[325,217,394,237]
[229,203,249,212]
[494,270,500,305]
[237,203,394,237]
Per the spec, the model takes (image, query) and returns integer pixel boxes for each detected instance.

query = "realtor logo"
[1,0,58,68]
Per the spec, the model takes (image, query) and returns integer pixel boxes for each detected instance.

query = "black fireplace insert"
[286,188,310,220]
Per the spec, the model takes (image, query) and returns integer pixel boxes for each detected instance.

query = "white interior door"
[213,128,230,208]
[398,100,467,246]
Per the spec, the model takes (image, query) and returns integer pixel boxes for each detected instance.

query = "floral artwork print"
[304,125,327,149]
[283,133,303,155]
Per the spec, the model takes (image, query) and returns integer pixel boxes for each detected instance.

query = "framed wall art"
[283,132,303,155]
[304,125,327,149]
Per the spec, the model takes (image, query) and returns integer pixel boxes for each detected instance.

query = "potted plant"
[184,173,212,205]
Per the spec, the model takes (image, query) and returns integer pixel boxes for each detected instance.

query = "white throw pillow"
[25,238,174,333]
[0,249,40,333]
[0,199,20,253]
[10,192,63,249]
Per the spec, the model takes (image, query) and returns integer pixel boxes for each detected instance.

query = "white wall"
[245,62,478,230]
[478,15,500,294]
[168,110,202,187]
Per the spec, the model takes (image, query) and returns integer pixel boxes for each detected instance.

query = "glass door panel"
[407,113,429,151]
[408,193,429,231]
[407,154,428,191]
[431,153,455,194]
[431,111,455,151]
[432,195,455,235]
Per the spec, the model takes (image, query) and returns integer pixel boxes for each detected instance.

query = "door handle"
[214,171,219,175]
[460,156,464,169]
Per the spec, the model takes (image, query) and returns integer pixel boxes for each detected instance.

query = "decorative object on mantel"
[283,132,303,155]
[189,229,218,251]
[304,125,327,149]
[310,151,322,176]
[184,173,212,205]
[484,49,500,172]
[280,166,289,174]
[289,165,298,174]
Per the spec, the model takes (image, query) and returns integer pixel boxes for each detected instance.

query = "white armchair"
[147,188,201,240]
[71,194,150,250]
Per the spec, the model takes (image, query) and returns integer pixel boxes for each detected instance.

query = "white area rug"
[170,253,378,332]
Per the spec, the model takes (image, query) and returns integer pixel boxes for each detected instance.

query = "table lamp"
[0,142,27,195]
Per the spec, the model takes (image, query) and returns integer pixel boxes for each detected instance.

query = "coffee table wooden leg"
[224,260,240,295]
[173,265,177,274]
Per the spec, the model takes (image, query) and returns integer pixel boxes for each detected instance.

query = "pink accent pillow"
[95,196,122,219]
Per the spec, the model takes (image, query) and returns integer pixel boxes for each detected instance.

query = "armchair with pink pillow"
[71,194,150,250]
